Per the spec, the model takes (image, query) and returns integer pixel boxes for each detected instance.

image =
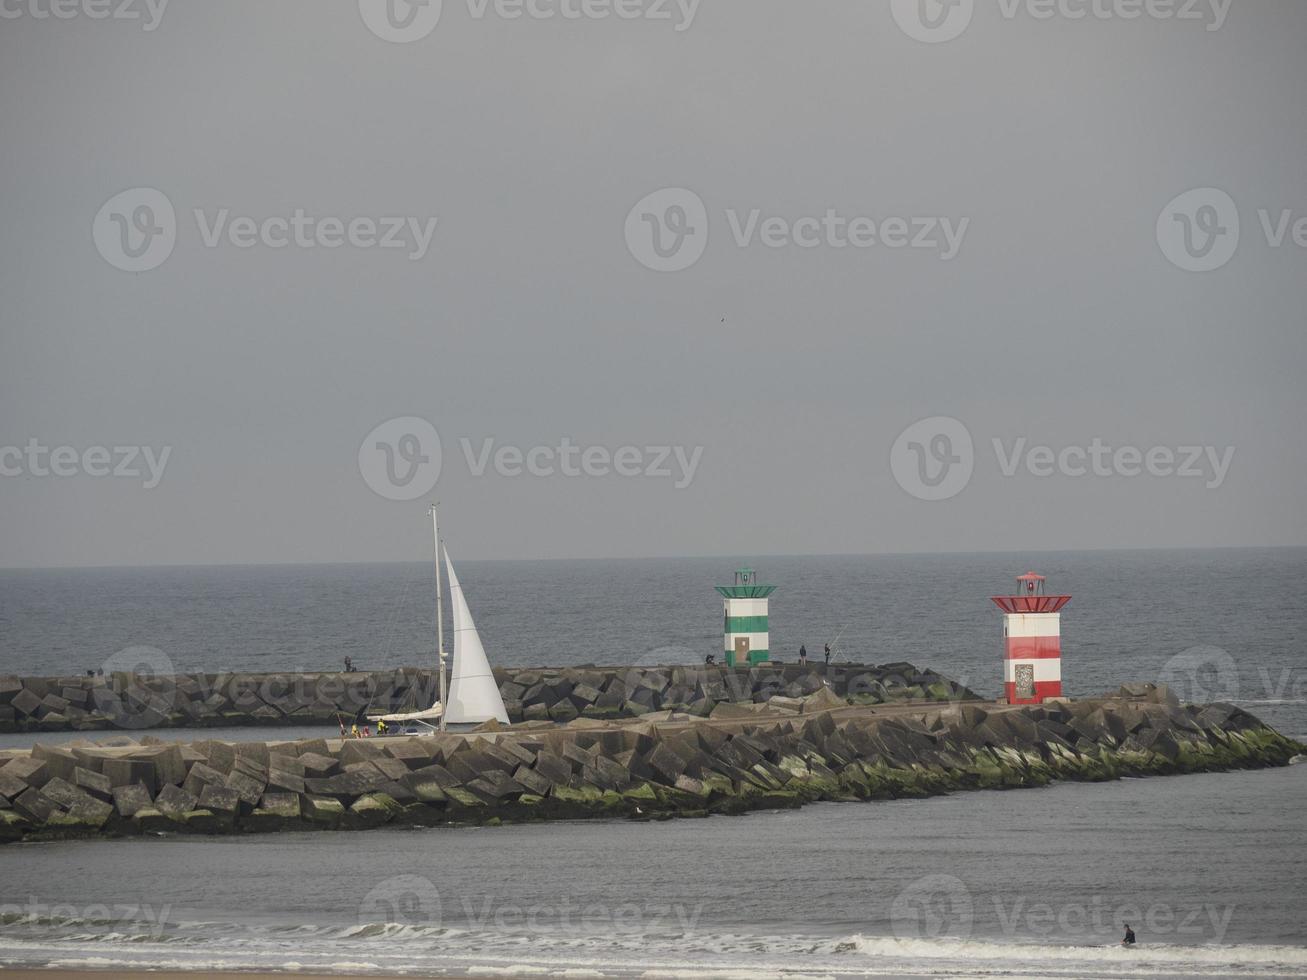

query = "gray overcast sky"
[1,0,1304,567]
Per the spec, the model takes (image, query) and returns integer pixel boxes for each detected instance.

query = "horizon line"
[2,542,1303,573]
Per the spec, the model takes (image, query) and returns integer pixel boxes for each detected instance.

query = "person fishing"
[376,719,388,735]
[824,643,831,665]
[1121,923,1136,946]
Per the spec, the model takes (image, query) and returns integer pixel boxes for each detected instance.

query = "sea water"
[0,548,1304,977]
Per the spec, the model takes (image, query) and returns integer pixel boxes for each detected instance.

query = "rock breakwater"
[0,681,1298,844]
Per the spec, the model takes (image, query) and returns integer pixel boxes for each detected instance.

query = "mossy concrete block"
[0,806,31,837]
[178,808,230,834]
[301,794,345,826]
[347,792,403,828]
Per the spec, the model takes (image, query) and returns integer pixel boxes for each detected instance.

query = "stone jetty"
[0,663,971,734]
[0,677,1299,844]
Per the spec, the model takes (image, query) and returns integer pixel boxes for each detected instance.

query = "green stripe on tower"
[725,615,769,633]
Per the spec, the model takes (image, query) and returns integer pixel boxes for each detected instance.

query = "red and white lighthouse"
[990,572,1071,704]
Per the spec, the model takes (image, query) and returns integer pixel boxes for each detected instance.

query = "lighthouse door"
[1014,663,1036,701]
[733,637,750,668]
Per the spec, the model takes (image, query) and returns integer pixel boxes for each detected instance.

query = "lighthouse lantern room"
[990,572,1071,704]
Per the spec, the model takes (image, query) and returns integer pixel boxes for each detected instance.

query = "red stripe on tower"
[991,572,1071,705]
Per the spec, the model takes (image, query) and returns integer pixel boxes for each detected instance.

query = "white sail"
[443,547,510,725]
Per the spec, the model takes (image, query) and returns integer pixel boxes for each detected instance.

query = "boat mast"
[431,502,447,732]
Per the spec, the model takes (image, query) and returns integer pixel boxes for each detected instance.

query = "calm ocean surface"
[1,548,1305,978]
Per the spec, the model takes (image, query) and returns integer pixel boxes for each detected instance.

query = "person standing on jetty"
[824,643,831,665]
[799,644,808,665]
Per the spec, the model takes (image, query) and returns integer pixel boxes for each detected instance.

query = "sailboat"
[441,545,510,730]
[364,505,509,736]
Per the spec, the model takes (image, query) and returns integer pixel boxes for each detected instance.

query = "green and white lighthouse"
[716,568,776,667]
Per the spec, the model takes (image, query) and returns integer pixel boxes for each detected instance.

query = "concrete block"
[266,768,306,794]
[13,787,59,823]
[197,784,241,815]
[198,740,237,773]
[301,794,345,825]
[3,756,50,788]
[103,758,158,794]
[0,676,23,705]
[138,745,187,786]
[267,753,306,776]
[0,769,31,800]
[29,747,77,789]
[73,766,114,802]
[154,784,198,817]
[297,752,340,777]
[182,762,227,797]
[224,769,267,807]
[112,783,154,817]
[383,739,433,770]
[10,688,42,717]
[256,792,302,818]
